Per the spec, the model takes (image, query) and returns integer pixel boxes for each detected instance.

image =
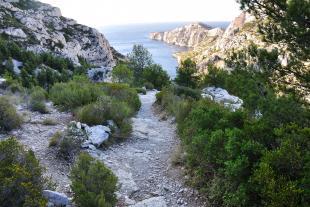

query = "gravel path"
[89,91,205,207]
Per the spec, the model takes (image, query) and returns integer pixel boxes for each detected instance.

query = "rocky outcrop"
[150,22,224,48]
[176,13,264,72]
[0,0,115,68]
[202,87,243,111]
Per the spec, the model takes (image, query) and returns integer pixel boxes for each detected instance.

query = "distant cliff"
[0,0,116,67]
[176,12,264,72]
[150,22,224,48]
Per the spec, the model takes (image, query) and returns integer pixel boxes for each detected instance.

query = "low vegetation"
[70,152,118,207]
[49,76,103,110]
[0,36,89,90]
[157,37,309,207]
[0,137,47,206]
[0,96,23,131]
[29,86,48,113]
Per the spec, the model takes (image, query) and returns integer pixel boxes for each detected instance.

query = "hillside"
[0,0,115,68]
[176,12,264,72]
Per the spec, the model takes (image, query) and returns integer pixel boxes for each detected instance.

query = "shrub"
[49,76,103,110]
[102,83,141,111]
[142,64,170,90]
[135,87,146,95]
[0,96,22,131]
[77,96,133,127]
[49,131,62,147]
[0,137,47,206]
[112,63,133,84]
[173,85,201,100]
[29,87,48,113]
[144,82,154,90]
[76,102,106,126]
[70,152,118,207]
[42,118,57,126]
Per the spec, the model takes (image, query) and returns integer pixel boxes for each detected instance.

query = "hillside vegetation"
[156,1,310,206]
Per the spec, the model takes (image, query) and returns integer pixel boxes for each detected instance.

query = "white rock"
[131,196,167,207]
[0,27,27,38]
[86,125,110,147]
[42,190,69,207]
[2,59,23,75]
[202,87,243,111]
[0,77,6,85]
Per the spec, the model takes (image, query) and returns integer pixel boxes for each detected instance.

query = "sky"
[40,0,242,28]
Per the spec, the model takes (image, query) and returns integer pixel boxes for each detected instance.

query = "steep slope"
[0,0,115,68]
[176,12,264,72]
[150,22,224,48]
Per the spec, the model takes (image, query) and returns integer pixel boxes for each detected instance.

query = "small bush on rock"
[70,152,118,207]
[0,96,22,131]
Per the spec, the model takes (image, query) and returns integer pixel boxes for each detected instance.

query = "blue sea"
[101,22,229,78]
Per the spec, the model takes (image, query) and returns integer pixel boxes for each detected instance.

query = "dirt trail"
[90,91,205,207]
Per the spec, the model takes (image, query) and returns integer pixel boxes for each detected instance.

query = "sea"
[101,22,229,79]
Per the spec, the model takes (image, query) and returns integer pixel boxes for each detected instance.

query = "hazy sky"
[40,0,241,28]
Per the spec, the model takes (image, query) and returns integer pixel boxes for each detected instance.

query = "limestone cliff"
[150,22,224,48]
[0,0,116,68]
[176,12,264,72]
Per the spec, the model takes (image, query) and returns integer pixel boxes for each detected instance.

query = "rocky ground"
[0,91,73,194]
[89,91,206,207]
[0,90,206,206]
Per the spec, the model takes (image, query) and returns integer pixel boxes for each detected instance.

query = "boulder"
[42,190,70,207]
[0,27,27,38]
[202,87,243,111]
[85,125,110,147]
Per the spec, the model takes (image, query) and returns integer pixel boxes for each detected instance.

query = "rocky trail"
[89,91,205,207]
[0,90,206,206]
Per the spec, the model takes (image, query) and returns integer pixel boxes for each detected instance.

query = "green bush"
[70,152,118,207]
[49,76,104,110]
[77,96,132,127]
[175,58,199,88]
[102,83,141,111]
[135,87,146,95]
[29,87,48,113]
[142,64,170,90]
[0,137,47,207]
[0,96,22,131]
[177,96,309,206]
[144,82,154,90]
[173,85,201,100]
[112,63,133,84]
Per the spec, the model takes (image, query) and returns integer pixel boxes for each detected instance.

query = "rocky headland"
[150,22,224,48]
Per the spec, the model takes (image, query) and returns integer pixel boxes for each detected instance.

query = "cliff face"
[176,12,264,72]
[0,0,115,67]
[150,22,224,48]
